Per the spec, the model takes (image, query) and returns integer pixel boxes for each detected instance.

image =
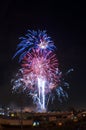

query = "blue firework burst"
[13,30,56,62]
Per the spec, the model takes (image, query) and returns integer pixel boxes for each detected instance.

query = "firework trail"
[12,30,72,112]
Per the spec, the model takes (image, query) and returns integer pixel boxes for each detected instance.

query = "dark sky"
[0,0,86,110]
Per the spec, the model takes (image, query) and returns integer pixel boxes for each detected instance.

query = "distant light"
[33,121,39,126]
[7,107,10,110]
[58,122,62,126]
[0,112,4,115]
[33,122,36,126]
[11,113,15,117]
[82,114,86,117]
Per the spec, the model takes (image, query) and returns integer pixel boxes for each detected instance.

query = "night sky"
[0,0,86,110]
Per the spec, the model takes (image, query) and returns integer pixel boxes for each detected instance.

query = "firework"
[13,30,56,62]
[12,30,71,112]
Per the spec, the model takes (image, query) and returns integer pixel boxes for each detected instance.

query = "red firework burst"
[20,48,60,93]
